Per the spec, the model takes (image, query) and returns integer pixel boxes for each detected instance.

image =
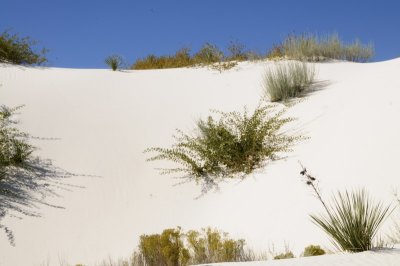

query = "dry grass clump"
[263,61,316,102]
[270,33,374,62]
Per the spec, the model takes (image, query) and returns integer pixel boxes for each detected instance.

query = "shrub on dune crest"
[0,30,47,65]
[105,54,124,71]
[276,33,374,62]
[263,61,316,102]
[145,105,300,194]
[302,245,326,257]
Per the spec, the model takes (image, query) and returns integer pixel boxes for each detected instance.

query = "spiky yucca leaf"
[310,189,392,252]
[145,105,300,193]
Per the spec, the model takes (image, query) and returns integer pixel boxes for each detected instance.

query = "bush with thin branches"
[300,166,392,252]
[0,30,47,65]
[263,61,316,102]
[145,105,300,194]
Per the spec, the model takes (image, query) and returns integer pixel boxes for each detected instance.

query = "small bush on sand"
[132,48,193,70]
[300,166,393,252]
[263,61,316,102]
[274,251,295,260]
[193,43,224,65]
[145,104,300,194]
[302,245,326,257]
[105,54,124,71]
[0,30,47,65]
[281,33,374,62]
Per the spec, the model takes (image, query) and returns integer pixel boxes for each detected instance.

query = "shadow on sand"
[0,157,88,246]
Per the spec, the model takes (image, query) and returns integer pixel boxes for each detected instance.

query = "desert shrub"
[0,105,34,178]
[263,61,315,102]
[193,43,223,65]
[281,33,373,62]
[139,227,190,266]
[187,227,246,264]
[302,245,325,257]
[105,54,123,71]
[226,40,248,61]
[300,167,392,252]
[209,61,238,72]
[132,48,193,70]
[273,251,295,260]
[145,104,300,194]
[0,30,47,65]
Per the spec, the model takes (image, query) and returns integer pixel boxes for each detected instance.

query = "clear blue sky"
[1,0,399,68]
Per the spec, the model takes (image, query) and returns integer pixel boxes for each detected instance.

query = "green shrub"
[145,105,300,193]
[301,167,392,252]
[263,61,316,102]
[0,105,34,178]
[281,33,374,62]
[274,251,295,260]
[193,43,223,65]
[132,48,194,70]
[105,54,123,71]
[302,245,325,257]
[139,227,190,266]
[0,30,47,65]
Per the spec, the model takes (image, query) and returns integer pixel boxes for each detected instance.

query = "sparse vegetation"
[271,33,374,62]
[0,30,47,65]
[274,251,295,260]
[300,165,393,252]
[302,245,326,257]
[105,54,124,71]
[263,61,316,102]
[145,104,301,194]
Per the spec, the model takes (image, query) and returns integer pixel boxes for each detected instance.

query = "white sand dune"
[0,59,399,266]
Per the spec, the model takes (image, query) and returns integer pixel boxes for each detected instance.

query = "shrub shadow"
[0,157,89,246]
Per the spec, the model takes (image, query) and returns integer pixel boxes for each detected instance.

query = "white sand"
[0,59,399,266]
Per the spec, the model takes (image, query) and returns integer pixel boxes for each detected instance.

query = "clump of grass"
[300,165,393,252]
[105,54,124,71]
[302,245,325,257]
[277,33,374,62]
[273,251,295,260]
[145,104,301,194]
[263,61,316,102]
[132,48,193,70]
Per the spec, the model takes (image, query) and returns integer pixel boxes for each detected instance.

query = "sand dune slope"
[0,59,399,265]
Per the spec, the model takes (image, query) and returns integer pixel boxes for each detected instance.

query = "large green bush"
[263,61,316,102]
[145,105,300,193]
[0,31,47,65]
[276,33,374,62]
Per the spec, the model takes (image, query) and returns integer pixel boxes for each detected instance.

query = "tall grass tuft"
[310,189,392,252]
[280,33,374,62]
[263,61,315,102]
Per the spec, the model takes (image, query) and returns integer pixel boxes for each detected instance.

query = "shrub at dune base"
[302,245,326,257]
[301,167,393,252]
[145,104,301,194]
[131,227,250,266]
[0,30,47,65]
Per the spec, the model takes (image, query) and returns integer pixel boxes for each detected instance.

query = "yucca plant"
[310,189,392,252]
[145,105,301,193]
[105,54,123,71]
[300,166,392,252]
[263,61,315,102]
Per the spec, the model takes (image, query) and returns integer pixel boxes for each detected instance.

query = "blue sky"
[1,0,399,68]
